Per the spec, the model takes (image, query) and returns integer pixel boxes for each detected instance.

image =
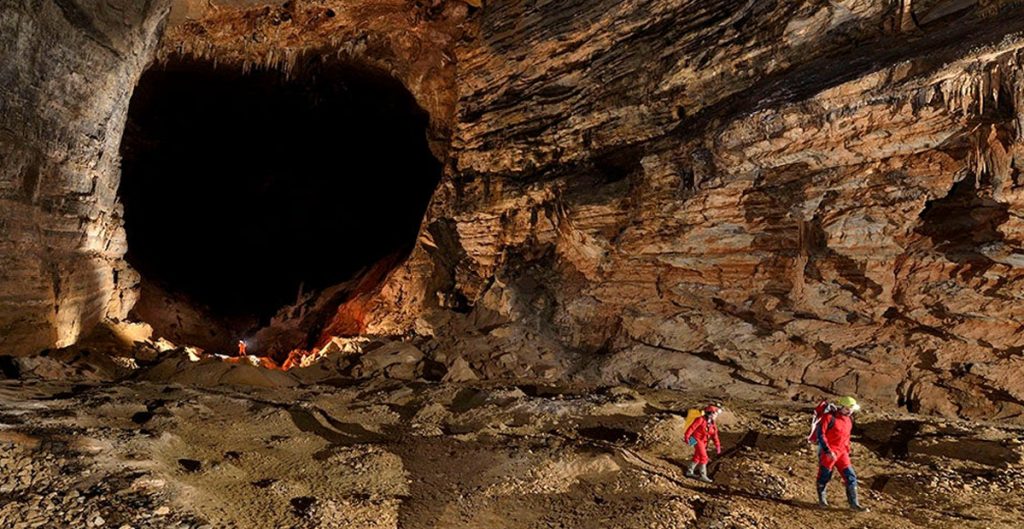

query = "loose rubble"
[2,359,1022,528]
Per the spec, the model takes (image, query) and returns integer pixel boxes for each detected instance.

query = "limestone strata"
[5,0,1024,423]
[0,0,169,356]
[364,0,1024,421]
[0,0,466,356]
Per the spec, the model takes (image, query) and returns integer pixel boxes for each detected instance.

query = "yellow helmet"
[836,396,861,412]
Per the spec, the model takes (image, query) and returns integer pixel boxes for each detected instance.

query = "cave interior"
[118,57,441,353]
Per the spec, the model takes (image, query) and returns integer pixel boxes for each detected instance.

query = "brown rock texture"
[0,0,466,357]
[363,0,1024,421]
[0,0,169,356]
[5,0,1024,423]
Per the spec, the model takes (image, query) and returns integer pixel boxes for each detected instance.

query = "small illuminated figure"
[237,340,247,356]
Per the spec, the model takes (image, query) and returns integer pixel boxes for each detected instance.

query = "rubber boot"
[697,464,713,483]
[817,483,829,508]
[846,483,868,512]
[817,464,834,509]
[685,462,696,478]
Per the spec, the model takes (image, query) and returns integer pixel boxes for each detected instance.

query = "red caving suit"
[818,412,853,472]
[684,415,721,465]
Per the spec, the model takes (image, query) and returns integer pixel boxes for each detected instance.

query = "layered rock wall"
[4,0,1024,422]
[0,0,465,356]
[364,0,1024,420]
[0,0,169,356]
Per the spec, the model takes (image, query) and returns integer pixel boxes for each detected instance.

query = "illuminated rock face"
[363,0,1024,420]
[0,0,169,356]
[5,0,1024,420]
[0,0,461,357]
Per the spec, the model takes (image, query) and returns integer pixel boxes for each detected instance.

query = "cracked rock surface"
[363,0,1024,422]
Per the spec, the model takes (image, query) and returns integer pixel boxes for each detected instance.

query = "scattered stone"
[442,356,479,383]
[177,459,202,473]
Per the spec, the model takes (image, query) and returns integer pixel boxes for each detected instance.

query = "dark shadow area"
[119,57,441,337]
[577,426,639,444]
[916,174,1009,274]
[858,419,1021,467]
[0,356,20,379]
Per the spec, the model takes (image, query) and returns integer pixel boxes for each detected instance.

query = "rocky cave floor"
[1,357,1023,529]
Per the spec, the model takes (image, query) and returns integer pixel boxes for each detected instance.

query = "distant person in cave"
[237,340,247,357]
[809,396,868,512]
[684,404,722,483]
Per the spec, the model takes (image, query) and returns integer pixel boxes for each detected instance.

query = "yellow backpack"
[683,408,702,445]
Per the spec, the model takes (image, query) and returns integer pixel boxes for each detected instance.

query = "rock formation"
[364,0,1024,421]
[3,0,1024,421]
[0,0,169,356]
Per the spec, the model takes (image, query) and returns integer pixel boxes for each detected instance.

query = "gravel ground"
[1,374,1022,529]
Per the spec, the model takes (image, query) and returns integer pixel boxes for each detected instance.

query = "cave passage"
[119,57,441,337]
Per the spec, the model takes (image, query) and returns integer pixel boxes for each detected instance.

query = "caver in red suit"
[684,405,722,483]
[813,397,867,512]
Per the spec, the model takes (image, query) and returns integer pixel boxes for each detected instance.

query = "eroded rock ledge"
[363,0,1024,421]
[3,0,1024,421]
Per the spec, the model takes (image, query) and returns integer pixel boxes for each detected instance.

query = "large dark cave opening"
[119,57,441,352]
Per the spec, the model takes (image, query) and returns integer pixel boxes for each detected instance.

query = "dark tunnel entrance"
[118,57,441,354]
